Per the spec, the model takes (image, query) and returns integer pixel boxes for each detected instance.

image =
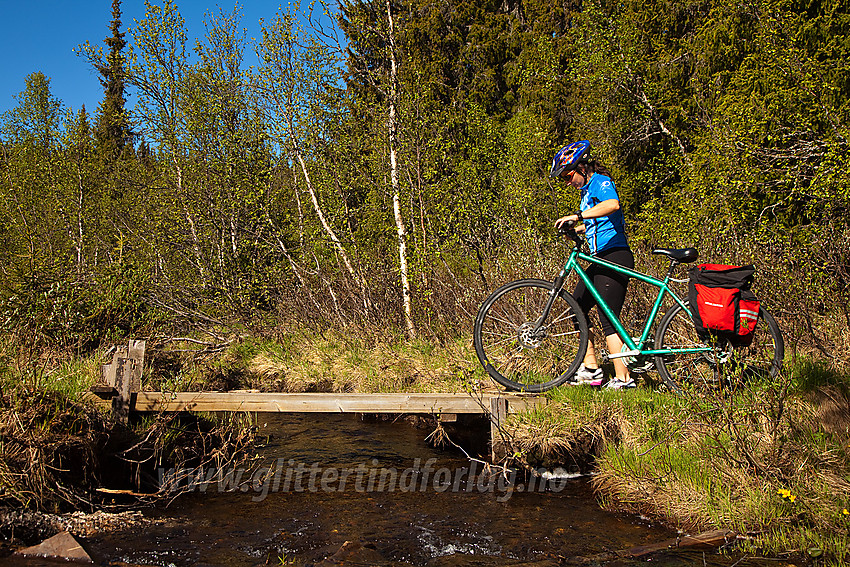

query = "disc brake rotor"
[517,322,544,348]
[703,338,734,365]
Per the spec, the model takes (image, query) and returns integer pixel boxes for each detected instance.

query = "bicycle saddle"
[651,247,699,263]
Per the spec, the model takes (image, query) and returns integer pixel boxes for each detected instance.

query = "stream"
[6,413,784,566]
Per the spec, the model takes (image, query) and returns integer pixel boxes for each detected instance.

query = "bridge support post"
[111,357,134,424]
[98,340,145,424]
[489,396,509,462]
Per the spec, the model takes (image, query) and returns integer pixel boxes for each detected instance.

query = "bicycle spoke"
[547,329,582,339]
[474,280,588,392]
[485,312,524,328]
[548,310,577,326]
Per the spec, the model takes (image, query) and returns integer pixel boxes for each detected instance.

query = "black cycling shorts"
[572,247,634,337]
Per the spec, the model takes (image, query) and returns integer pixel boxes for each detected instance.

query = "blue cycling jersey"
[580,173,629,254]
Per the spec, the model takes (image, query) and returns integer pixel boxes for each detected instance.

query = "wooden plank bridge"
[87,340,547,460]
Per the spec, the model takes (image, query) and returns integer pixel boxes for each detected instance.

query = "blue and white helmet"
[549,140,592,178]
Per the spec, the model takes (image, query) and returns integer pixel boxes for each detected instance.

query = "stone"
[316,540,394,565]
[14,531,93,563]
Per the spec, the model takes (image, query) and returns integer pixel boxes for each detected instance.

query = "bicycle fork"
[532,273,568,334]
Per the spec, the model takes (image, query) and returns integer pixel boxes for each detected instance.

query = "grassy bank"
[0,341,257,515]
[140,331,485,394]
[507,359,850,565]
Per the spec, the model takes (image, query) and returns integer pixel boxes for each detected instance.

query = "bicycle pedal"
[627,361,654,373]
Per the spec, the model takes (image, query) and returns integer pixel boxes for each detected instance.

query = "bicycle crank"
[617,344,655,373]
[626,357,655,373]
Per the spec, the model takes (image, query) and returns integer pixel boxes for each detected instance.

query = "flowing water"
[6,413,784,566]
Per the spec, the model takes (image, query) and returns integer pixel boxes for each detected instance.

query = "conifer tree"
[95,0,132,160]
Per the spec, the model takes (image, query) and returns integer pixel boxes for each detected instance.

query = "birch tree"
[0,73,65,276]
[127,0,207,284]
[257,11,362,293]
[337,0,415,335]
[186,6,275,304]
[383,0,415,337]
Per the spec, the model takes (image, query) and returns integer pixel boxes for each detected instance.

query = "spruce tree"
[95,0,132,160]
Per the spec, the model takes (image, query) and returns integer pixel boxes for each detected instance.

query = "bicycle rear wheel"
[654,302,784,392]
[473,278,588,392]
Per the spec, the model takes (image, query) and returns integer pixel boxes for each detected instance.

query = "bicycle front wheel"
[473,279,588,392]
[654,302,784,392]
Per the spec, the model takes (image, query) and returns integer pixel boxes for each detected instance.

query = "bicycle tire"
[473,278,589,392]
[654,302,784,392]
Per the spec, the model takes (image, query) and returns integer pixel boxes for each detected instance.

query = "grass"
[503,358,850,565]
[143,331,483,394]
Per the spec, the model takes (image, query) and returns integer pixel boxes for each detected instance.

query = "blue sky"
[0,1,288,116]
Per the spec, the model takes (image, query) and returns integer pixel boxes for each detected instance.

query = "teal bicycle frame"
[538,245,712,360]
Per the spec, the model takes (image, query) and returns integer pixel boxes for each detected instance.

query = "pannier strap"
[651,248,699,263]
[691,264,755,289]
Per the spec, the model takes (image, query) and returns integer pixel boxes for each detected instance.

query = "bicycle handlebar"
[556,219,577,235]
[557,220,584,248]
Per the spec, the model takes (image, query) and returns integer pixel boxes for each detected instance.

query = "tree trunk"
[292,142,357,281]
[75,168,85,272]
[174,157,206,284]
[386,0,415,338]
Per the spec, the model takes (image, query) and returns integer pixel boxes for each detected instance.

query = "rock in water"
[14,531,93,563]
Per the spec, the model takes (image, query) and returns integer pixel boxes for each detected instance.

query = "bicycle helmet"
[549,140,592,178]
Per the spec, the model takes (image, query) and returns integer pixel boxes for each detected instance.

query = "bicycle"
[473,223,784,393]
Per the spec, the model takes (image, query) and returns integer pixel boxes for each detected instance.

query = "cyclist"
[550,140,636,389]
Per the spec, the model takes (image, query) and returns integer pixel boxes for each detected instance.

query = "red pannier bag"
[688,263,760,343]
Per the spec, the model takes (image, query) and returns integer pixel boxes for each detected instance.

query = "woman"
[550,140,635,389]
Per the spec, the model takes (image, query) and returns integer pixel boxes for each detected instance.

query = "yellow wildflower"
[843,509,849,516]
[776,488,797,502]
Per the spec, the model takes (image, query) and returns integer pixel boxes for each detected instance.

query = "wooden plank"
[504,396,547,412]
[133,392,485,413]
[127,340,146,392]
[97,340,145,393]
[100,345,128,389]
[122,392,544,415]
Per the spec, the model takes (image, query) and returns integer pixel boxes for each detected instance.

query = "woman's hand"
[554,214,580,229]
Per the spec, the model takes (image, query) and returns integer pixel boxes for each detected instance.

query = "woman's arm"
[554,198,621,227]
[582,198,620,219]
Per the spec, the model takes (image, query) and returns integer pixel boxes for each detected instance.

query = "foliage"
[1,0,846,359]
[0,262,163,360]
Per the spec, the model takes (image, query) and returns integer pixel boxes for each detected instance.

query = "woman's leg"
[605,333,630,381]
[584,338,599,369]
[593,248,635,381]
[572,277,600,370]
